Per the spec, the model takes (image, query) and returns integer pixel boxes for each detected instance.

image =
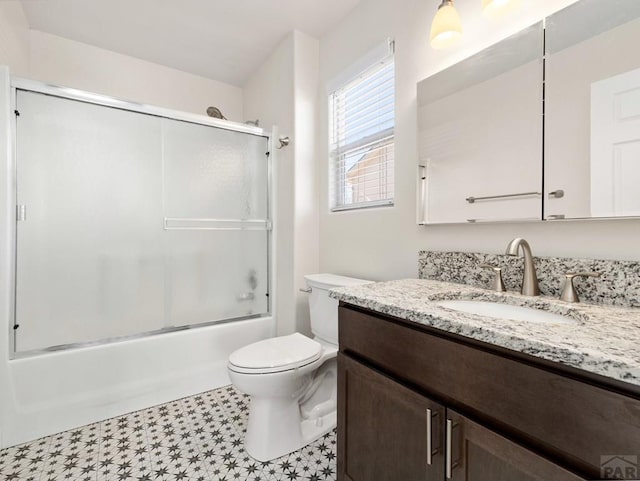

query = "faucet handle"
[560,271,601,303]
[479,263,506,292]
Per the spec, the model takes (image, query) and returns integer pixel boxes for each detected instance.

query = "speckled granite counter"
[330,279,640,387]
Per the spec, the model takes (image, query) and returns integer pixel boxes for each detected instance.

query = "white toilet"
[227,273,372,461]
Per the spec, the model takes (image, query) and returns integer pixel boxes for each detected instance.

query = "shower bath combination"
[0,68,277,448]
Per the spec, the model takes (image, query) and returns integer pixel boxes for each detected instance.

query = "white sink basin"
[435,300,574,324]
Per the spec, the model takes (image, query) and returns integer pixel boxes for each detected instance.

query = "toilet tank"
[304,274,372,345]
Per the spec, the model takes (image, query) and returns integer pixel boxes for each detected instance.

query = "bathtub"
[0,316,274,448]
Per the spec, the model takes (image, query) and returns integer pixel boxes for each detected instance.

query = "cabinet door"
[446,410,586,481]
[338,353,445,481]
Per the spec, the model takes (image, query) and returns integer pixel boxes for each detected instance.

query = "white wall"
[292,32,320,333]
[0,0,242,119]
[243,31,320,336]
[0,1,29,76]
[29,30,243,120]
[318,0,640,283]
[244,33,297,336]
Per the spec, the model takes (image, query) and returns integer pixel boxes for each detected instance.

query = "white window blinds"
[329,49,395,211]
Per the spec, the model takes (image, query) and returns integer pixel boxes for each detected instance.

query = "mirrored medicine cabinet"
[417,0,640,225]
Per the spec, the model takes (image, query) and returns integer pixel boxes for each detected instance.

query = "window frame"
[329,46,395,212]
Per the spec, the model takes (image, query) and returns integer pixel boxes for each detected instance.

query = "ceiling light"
[430,0,463,50]
[482,0,521,19]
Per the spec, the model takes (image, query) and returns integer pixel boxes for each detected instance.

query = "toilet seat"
[228,333,322,374]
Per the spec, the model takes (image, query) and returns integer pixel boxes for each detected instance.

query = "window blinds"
[329,54,395,211]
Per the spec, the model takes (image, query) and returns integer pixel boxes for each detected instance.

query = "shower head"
[206,106,227,120]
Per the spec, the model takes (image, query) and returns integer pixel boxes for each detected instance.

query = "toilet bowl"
[228,333,338,461]
[227,273,372,461]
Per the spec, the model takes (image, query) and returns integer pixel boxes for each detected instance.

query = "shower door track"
[11,77,270,138]
[11,313,269,360]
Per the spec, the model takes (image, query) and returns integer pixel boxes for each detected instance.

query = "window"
[329,47,395,211]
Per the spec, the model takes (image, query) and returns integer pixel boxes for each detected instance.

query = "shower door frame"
[7,77,276,359]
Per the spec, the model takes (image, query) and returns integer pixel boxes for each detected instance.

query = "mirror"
[417,23,544,224]
[544,0,640,220]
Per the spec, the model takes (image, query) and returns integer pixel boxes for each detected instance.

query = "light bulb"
[430,0,463,49]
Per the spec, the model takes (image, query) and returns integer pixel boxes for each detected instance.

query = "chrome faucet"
[505,238,540,296]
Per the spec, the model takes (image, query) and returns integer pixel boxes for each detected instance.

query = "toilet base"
[301,410,336,446]
[244,396,337,462]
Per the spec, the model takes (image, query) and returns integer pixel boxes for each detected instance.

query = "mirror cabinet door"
[545,0,640,219]
[417,22,543,224]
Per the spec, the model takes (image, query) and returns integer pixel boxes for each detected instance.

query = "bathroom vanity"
[332,279,640,481]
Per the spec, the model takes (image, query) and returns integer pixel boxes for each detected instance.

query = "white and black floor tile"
[0,385,337,481]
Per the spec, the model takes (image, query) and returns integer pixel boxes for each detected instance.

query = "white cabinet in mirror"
[545,0,640,220]
[417,23,544,225]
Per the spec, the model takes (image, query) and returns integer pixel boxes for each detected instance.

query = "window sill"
[330,200,394,213]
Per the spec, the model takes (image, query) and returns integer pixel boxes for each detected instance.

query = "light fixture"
[430,0,463,50]
[482,0,521,19]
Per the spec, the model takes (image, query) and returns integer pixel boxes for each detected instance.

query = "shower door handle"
[17,205,27,221]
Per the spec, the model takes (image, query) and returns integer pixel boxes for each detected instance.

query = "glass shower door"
[14,89,270,354]
[15,90,166,352]
[161,118,269,327]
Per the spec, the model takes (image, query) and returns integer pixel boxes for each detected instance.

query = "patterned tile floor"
[0,385,337,481]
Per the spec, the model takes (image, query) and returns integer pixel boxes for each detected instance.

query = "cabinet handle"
[427,408,433,465]
[426,408,439,465]
[445,418,461,479]
[417,164,427,225]
[446,419,453,479]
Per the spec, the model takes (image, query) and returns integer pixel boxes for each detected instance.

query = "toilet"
[227,273,372,461]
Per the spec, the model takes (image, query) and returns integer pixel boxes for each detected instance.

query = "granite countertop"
[330,279,640,387]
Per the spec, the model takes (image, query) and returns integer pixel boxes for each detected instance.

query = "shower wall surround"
[419,251,640,307]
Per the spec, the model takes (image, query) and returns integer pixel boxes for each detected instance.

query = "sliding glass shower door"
[14,89,270,353]
[161,118,269,329]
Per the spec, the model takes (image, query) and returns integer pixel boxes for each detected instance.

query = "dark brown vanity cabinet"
[338,304,640,481]
[339,354,583,481]
[445,410,583,481]
[338,354,445,481]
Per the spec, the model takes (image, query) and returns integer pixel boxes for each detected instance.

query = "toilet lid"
[228,333,322,374]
